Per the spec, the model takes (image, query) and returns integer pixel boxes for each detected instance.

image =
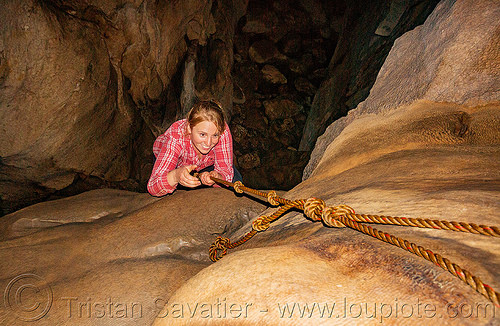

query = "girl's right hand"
[176,165,201,188]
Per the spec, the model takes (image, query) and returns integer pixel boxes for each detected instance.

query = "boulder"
[248,39,286,64]
[238,152,261,170]
[261,65,287,84]
[279,33,302,56]
[294,77,317,96]
[263,98,302,120]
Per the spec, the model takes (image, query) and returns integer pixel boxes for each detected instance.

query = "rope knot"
[322,205,355,228]
[267,190,279,206]
[209,236,230,262]
[304,197,326,221]
[233,181,244,194]
[252,216,271,231]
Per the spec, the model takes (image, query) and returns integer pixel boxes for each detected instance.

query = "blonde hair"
[186,100,226,135]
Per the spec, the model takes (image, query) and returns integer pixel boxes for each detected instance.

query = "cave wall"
[0,0,440,215]
[305,0,500,179]
[0,0,247,215]
[299,0,440,152]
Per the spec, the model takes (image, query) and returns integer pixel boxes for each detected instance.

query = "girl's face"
[188,120,221,156]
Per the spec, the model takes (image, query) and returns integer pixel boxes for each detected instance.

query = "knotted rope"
[197,175,500,307]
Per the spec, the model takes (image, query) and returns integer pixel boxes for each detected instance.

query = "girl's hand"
[176,165,201,188]
[199,170,222,186]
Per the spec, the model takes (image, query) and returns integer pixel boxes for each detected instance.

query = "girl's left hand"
[199,171,222,186]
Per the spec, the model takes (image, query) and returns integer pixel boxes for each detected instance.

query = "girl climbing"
[147,100,242,196]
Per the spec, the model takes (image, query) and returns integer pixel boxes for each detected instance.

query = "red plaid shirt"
[147,119,234,196]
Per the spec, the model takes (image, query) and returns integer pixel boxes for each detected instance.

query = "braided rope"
[322,205,355,228]
[252,203,294,231]
[267,190,280,206]
[252,216,271,231]
[209,230,258,262]
[203,177,500,306]
[347,213,500,237]
[233,181,244,194]
[337,215,500,306]
[304,197,326,221]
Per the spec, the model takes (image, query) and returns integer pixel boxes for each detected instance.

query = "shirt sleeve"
[152,133,167,157]
[147,132,182,196]
[214,123,234,182]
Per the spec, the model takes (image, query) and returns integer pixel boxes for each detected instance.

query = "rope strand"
[202,176,500,307]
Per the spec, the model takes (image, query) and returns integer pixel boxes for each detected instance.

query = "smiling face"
[188,120,221,156]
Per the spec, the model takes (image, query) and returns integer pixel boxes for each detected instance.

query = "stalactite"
[180,40,199,119]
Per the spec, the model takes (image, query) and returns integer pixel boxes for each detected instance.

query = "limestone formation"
[304,0,500,180]
[0,189,159,240]
[0,189,267,325]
